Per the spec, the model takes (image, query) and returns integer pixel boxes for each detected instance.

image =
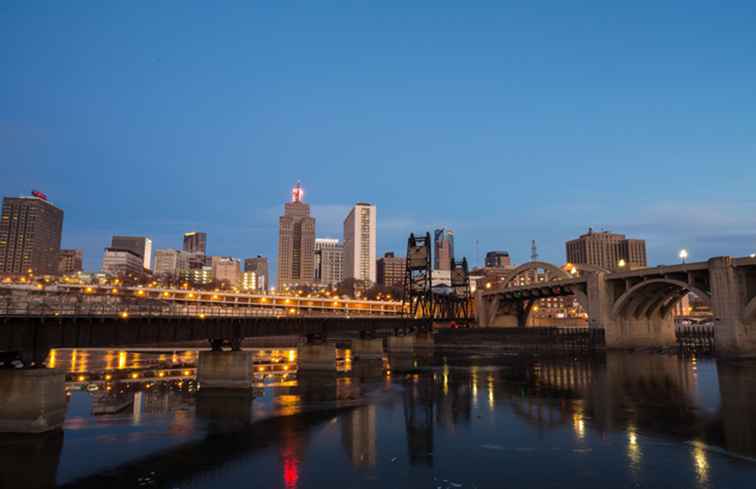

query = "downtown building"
[566,228,647,271]
[277,182,315,287]
[343,203,376,284]
[0,193,64,275]
[434,228,454,271]
[314,238,343,287]
[485,250,512,269]
[211,256,242,287]
[376,252,405,288]
[58,249,83,275]
[110,235,152,271]
[101,248,144,276]
[183,232,207,255]
[243,256,269,291]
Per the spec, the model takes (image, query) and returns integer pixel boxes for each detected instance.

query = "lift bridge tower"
[402,233,472,324]
[403,233,433,319]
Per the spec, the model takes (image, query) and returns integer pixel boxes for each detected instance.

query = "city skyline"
[2,3,755,277]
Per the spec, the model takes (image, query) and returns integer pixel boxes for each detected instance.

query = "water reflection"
[2,349,756,488]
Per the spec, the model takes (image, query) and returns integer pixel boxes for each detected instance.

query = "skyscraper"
[314,238,344,286]
[183,232,207,255]
[277,182,316,287]
[343,203,376,283]
[0,193,64,275]
[110,236,152,270]
[485,250,511,269]
[566,228,647,271]
[376,252,405,288]
[244,256,269,291]
[433,228,454,271]
[58,249,83,275]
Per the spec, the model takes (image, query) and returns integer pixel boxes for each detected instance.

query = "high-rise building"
[343,203,376,283]
[110,236,152,271]
[58,249,83,275]
[243,256,268,291]
[485,250,512,269]
[277,182,316,287]
[211,256,241,286]
[566,228,647,271]
[314,238,344,286]
[183,232,207,255]
[433,228,454,271]
[0,193,64,275]
[376,252,405,288]
[101,248,144,276]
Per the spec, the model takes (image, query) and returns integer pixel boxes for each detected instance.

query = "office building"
[566,228,647,271]
[58,249,83,275]
[343,203,376,283]
[211,256,241,286]
[0,193,64,275]
[183,232,207,255]
[376,252,405,288]
[181,266,213,285]
[485,250,512,269]
[110,236,152,271]
[243,256,269,291]
[101,248,144,276]
[277,182,315,287]
[433,228,454,271]
[314,238,343,286]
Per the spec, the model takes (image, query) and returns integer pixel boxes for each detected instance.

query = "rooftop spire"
[291,181,304,203]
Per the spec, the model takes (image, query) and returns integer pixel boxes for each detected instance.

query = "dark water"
[3,347,756,489]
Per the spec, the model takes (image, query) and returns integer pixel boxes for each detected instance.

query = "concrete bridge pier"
[197,350,254,390]
[350,338,385,379]
[0,368,67,434]
[386,335,416,372]
[709,257,756,356]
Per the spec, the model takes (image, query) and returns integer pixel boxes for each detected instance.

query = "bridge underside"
[1,316,430,365]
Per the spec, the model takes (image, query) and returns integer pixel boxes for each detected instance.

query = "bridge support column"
[298,344,337,373]
[386,335,416,372]
[709,257,756,356]
[351,339,384,379]
[197,351,253,389]
[0,368,66,434]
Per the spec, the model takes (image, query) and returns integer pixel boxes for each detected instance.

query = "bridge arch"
[744,296,756,322]
[498,261,572,287]
[611,278,712,320]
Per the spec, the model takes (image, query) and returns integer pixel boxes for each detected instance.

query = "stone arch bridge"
[476,256,756,356]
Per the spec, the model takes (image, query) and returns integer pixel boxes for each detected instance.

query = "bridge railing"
[676,324,714,354]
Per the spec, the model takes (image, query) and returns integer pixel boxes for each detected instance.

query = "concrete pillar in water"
[298,344,337,373]
[297,344,341,402]
[0,368,66,434]
[197,351,253,389]
[351,338,384,379]
[386,336,416,372]
[709,257,756,356]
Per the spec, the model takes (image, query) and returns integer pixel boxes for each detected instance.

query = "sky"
[1,1,755,280]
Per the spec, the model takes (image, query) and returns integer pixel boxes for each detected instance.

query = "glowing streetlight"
[618,259,626,269]
[751,253,756,259]
[679,249,689,264]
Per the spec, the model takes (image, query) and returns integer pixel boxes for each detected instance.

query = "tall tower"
[343,203,376,284]
[433,228,454,271]
[0,193,64,275]
[531,240,538,261]
[277,182,316,287]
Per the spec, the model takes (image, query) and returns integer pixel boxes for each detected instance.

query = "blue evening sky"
[1,2,755,279]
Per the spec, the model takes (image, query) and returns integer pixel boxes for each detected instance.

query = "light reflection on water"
[1,349,756,489]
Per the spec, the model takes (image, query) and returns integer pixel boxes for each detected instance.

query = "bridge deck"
[1,316,429,364]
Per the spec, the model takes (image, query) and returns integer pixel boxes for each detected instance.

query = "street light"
[618,259,626,269]
[679,249,689,264]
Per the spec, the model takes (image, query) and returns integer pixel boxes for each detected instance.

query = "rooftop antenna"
[531,240,538,261]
